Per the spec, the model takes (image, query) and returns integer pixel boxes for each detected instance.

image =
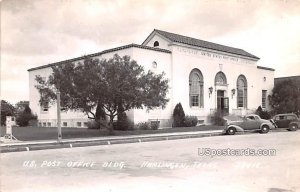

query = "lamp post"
[231,89,236,99]
[209,87,213,98]
[57,90,62,142]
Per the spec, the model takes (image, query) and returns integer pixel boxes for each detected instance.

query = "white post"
[57,91,62,142]
[6,116,12,140]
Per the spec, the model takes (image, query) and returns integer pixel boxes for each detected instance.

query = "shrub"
[99,118,109,129]
[135,122,150,130]
[87,120,100,129]
[184,116,198,127]
[150,121,160,130]
[256,106,272,120]
[114,112,134,131]
[172,103,185,127]
[211,111,226,125]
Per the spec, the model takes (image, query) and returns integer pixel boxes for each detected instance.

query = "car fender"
[289,122,299,128]
[269,119,278,128]
[227,125,244,132]
[260,123,271,130]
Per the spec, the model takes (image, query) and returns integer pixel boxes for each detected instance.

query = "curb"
[1,129,291,153]
[1,131,224,153]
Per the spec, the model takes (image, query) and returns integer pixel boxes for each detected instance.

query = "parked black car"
[273,113,300,131]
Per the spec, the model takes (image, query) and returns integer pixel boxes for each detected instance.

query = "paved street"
[1,131,300,192]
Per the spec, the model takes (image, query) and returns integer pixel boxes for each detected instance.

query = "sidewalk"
[0,130,224,153]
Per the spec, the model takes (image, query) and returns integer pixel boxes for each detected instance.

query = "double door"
[217,90,229,114]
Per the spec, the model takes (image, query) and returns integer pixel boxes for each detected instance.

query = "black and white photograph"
[1,0,300,191]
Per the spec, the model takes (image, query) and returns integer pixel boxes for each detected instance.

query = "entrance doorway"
[217,90,229,114]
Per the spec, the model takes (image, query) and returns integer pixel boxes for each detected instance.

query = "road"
[1,131,300,192]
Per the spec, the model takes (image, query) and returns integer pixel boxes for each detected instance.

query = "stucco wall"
[143,34,171,50]
[168,44,273,122]
[130,47,172,124]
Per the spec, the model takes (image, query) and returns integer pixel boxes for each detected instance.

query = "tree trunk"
[95,102,106,130]
[108,115,114,135]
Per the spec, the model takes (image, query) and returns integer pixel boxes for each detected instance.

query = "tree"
[16,105,36,127]
[35,54,169,134]
[269,79,300,116]
[172,103,185,127]
[15,101,30,112]
[255,106,271,120]
[0,100,15,125]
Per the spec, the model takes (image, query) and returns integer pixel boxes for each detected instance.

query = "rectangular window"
[191,95,199,106]
[262,90,267,108]
[200,85,203,107]
[61,107,67,112]
[41,101,49,112]
[237,89,244,107]
[77,122,82,127]
[244,89,247,108]
[83,122,88,127]
[189,85,203,107]
[287,115,296,120]
[43,122,46,127]
[47,122,51,127]
[63,122,67,127]
[224,97,229,109]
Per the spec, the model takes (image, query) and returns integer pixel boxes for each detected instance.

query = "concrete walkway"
[0,130,224,153]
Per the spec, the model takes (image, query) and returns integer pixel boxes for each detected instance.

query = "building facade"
[28,29,275,128]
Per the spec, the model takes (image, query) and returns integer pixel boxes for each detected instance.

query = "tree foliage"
[35,54,169,133]
[255,106,271,120]
[16,105,37,127]
[269,79,300,116]
[1,100,16,125]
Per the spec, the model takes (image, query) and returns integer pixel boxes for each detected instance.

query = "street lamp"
[231,89,236,99]
[209,87,213,98]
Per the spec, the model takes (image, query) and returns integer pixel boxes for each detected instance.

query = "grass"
[0,125,224,141]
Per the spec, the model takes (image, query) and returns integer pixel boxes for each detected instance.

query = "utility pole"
[57,91,62,142]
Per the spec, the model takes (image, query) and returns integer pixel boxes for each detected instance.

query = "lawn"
[0,125,224,141]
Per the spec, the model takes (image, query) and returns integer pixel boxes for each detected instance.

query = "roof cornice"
[257,66,275,71]
[28,44,171,72]
[150,29,259,60]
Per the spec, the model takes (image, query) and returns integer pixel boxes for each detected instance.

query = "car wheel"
[260,125,269,134]
[226,127,236,135]
[288,124,298,131]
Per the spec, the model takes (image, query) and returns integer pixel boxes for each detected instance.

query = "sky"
[1,0,300,104]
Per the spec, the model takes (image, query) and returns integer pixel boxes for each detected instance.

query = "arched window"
[154,41,159,47]
[215,72,227,85]
[189,69,204,107]
[237,75,247,108]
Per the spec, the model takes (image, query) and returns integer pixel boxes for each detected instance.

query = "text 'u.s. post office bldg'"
[28,29,275,128]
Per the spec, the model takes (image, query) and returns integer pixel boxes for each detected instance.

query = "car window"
[247,116,255,120]
[254,116,260,120]
[287,115,296,120]
[279,116,285,120]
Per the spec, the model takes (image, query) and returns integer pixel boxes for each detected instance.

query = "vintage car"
[273,113,299,131]
[223,114,276,135]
